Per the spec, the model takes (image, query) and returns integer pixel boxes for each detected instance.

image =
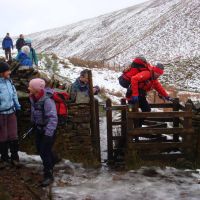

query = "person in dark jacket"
[2,33,13,61]
[70,69,100,103]
[28,78,58,187]
[0,62,21,169]
[16,34,25,52]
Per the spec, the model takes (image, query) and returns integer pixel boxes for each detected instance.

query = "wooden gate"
[106,98,195,165]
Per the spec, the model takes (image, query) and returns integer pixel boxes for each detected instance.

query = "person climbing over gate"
[128,63,174,112]
[28,78,58,187]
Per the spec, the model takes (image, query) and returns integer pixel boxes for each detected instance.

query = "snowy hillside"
[29,0,200,64]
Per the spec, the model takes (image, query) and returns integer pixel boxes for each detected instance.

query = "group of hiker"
[0,36,173,187]
[0,60,100,187]
[2,33,38,68]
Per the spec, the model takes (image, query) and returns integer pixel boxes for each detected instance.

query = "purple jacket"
[30,90,58,137]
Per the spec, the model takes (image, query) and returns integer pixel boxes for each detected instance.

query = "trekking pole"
[22,127,34,139]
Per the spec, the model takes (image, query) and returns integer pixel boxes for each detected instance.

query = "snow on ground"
[19,151,200,200]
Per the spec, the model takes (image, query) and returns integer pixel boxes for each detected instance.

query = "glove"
[93,85,100,95]
[129,96,139,104]
[164,96,174,102]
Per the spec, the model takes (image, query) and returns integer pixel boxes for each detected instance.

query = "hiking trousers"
[35,128,56,175]
[4,48,12,61]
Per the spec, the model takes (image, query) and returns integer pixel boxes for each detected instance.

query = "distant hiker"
[127,63,173,112]
[2,33,14,61]
[16,34,25,52]
[0,62,21,168]
[28,78,58,187]
[70,69,100,103]
[16,45,33,69]
[25,39,38,66]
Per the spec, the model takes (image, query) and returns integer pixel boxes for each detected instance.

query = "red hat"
[152,63,164,75]
[132,56,147,65]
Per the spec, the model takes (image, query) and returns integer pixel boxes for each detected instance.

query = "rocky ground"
[0,164,50,200]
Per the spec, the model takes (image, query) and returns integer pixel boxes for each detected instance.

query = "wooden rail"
[106,98,195,165]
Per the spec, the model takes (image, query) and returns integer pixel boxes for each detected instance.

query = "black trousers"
[35,129,56,175]
[138,96,151,112]
[138,96,151,127]
[4,48,12,61]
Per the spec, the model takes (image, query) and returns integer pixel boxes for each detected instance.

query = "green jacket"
[29,48,38,66]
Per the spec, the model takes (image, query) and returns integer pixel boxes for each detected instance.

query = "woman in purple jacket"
[28,78,58,187]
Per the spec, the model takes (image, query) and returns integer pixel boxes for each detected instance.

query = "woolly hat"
[21,45,30,55]
[132,56,147,65]
[0,62,10,73]
[152,63,164,75]
[29,78,45,91]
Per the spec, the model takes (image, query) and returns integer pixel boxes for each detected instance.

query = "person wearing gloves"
[128,63,173,112]
[0,62,21,168]
[2,33,13,61]
[28,78,58,187]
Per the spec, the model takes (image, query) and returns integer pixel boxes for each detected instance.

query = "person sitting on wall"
[15,45,33,70]
[70,69,100,103]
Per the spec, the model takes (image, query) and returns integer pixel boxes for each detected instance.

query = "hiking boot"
[0,142,9,165]
[0,160,10,169]
[41,170,54,187]
[9,140,21,167]
[41,177,54,187]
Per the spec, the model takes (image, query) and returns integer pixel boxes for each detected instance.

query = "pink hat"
[29,78,45,91]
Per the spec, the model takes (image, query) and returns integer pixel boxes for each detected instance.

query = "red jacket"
[131,70,168,97]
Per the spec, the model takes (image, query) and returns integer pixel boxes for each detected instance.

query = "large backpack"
[37,91,70,126]
[118,62,150,88]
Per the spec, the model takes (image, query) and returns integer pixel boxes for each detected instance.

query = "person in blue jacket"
[25,39,38,66]
[0,62,21,168]
[16,45,33,69]
[2,33,13,61]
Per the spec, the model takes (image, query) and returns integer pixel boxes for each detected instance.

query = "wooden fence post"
[183,101,193,160]
[106,98,113,161]
[88,70,99,161]
[173,98,180,142]
[95,99,101,162]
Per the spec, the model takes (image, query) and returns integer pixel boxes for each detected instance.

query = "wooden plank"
[128,141,190,150]
[140,153,184,160]
[173,98,180,142]
[149,103,174,108]
[112,136,124,140]
[128,111,192,119]
[106,98,113,161]
[121,98,127,149]
[112,121,126,126]
[95,99,101,162]
[145,118,174,122]
[111,105,127,110]
[128,128,194,136]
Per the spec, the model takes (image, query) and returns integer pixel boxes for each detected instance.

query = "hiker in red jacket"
[128,63,173,112]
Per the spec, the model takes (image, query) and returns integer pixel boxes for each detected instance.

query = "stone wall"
[18,96,100,167]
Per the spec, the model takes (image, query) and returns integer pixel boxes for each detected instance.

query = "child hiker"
[28,78,58,187]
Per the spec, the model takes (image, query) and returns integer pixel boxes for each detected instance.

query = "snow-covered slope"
[29,0,200,64]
